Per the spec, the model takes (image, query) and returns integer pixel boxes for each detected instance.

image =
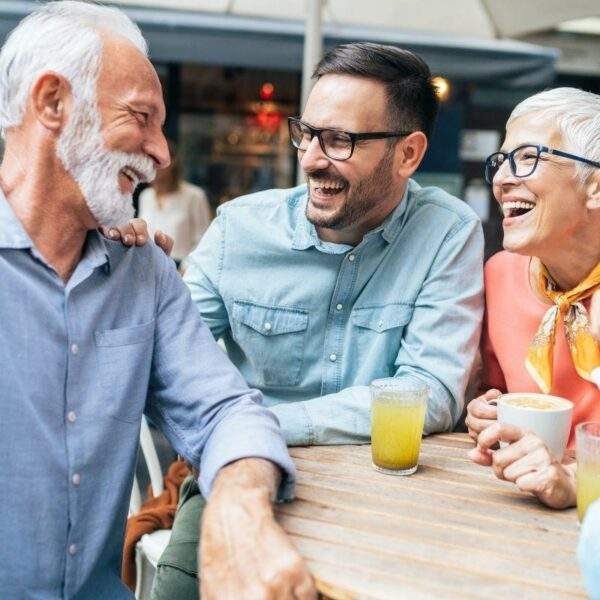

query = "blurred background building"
[1,0,599,256]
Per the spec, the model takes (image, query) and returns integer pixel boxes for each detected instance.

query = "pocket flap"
[233,301,308,336]
[352,304,413,332]
[95,320,155,347]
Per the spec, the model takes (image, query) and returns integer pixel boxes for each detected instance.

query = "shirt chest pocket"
[94,320,155,423]
[352,304,414,375]
[231,301,309,388]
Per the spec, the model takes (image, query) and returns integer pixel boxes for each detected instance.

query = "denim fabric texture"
[184,181,485,446]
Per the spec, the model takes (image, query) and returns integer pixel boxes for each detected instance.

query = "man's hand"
[465,389,501,440]
[200,458,316,600]
[101,218,174,256]
[468,422,576,509]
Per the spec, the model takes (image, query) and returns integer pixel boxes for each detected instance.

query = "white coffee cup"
[496,393,573,459]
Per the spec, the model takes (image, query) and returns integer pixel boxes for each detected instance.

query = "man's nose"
[145,129,170,170]
[299,136,330,174]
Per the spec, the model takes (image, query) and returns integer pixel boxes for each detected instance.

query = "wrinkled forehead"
[97,35,162,98]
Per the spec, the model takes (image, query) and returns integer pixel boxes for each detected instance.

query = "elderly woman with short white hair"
[466,87,600,509]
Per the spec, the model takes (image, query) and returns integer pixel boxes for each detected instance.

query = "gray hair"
[0,0,147,135]
[507,87,600,184]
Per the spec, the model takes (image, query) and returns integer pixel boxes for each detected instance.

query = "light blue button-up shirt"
[0,192,294,599]
[184,181,484,445]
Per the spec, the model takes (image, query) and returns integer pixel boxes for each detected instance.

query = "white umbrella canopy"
[116,0,600,39]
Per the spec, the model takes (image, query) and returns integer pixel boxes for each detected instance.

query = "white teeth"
[502,200,536,218]
[121,167,138,185]
[312,179,344,191]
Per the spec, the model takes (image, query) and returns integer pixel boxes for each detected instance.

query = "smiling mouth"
[120,167,140,188]
[502,200,536,219]
[310,179,347,197]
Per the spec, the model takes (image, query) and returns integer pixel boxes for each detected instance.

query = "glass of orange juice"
[371,378,429,476]
[577,422,600,522]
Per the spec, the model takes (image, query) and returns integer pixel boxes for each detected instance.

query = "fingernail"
[109,229,119,239]
[124,234,132,244]
[138,235,146,244]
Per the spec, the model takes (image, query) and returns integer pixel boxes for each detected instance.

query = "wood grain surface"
[275,434,585,600]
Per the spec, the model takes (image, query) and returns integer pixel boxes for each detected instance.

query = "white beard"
[57,95,156,229]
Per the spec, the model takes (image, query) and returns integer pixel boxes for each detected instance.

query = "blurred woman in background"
[139,140,212,269]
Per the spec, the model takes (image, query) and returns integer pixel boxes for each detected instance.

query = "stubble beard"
[305,147,396,230]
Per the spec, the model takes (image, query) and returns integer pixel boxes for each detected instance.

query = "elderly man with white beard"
[0,2,316,599]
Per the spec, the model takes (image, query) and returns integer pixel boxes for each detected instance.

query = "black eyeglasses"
[484,144,600,185]
[288,117,412,161]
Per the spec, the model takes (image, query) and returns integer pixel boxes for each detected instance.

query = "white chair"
[130,416,173,600]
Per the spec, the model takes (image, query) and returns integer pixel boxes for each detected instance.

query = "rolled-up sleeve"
[145,250,295,500]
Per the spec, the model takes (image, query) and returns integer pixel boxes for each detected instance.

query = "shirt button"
[329,353,337,362]
[68,544,77,556]
[336,304,343,311]
[348,254,356,262]
[70,343,79,355]
[378,319,384,329]
[67,411,77,423]
[264,322,272,332]
[72,473,81,486]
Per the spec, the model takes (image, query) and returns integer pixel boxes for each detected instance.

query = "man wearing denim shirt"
[0,2,316,599]
[152,42,484,598]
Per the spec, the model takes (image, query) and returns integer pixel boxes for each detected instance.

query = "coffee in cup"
[496,393,573,459]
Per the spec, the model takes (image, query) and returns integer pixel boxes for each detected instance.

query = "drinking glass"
[577,422,600,522]
[371,378,429,476]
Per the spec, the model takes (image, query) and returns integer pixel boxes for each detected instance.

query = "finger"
[100,227,121,241]
[127,218,148,245]
[465,415,497,437]
[491,433,546,479]
[115,223,136,245]
[476,422,524,451]
[154,230,174,256]
[501,446,552,482]
[293,574,317,600]
[468,394,500,420]
[468,445,493,466]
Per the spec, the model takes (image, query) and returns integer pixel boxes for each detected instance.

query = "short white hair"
[507,87,600,184]
[0,0,147,134]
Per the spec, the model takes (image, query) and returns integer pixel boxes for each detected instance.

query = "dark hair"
[313,42,439,140]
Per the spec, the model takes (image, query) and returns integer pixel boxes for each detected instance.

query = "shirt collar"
[0,187,112,272]
[0,189,32,249]
[291,180,415,252]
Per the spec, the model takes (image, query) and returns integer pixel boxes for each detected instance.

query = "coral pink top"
[482,251,600,448]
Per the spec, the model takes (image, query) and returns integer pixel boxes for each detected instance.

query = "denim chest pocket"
[352,304,414,374]
[94,320,155,423]
[231,301,309,387]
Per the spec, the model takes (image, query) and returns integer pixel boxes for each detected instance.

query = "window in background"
[176,65,300,209]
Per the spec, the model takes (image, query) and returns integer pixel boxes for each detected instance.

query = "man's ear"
[394,131,428,179]
[29,71,71,133]
[586,173,600,210]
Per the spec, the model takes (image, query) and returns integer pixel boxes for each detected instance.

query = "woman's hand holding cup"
[465,389,501,440]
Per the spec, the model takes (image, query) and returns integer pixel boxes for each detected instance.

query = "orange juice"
[577,461,600,522]
[371,395,426,472]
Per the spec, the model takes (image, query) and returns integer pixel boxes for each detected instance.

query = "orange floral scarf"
[526,261,600,393]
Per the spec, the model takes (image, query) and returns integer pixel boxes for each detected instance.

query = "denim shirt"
[184,181,484,445]
[0,192,293,599]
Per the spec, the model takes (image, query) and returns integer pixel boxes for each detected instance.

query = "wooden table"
[275,433,585,599]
